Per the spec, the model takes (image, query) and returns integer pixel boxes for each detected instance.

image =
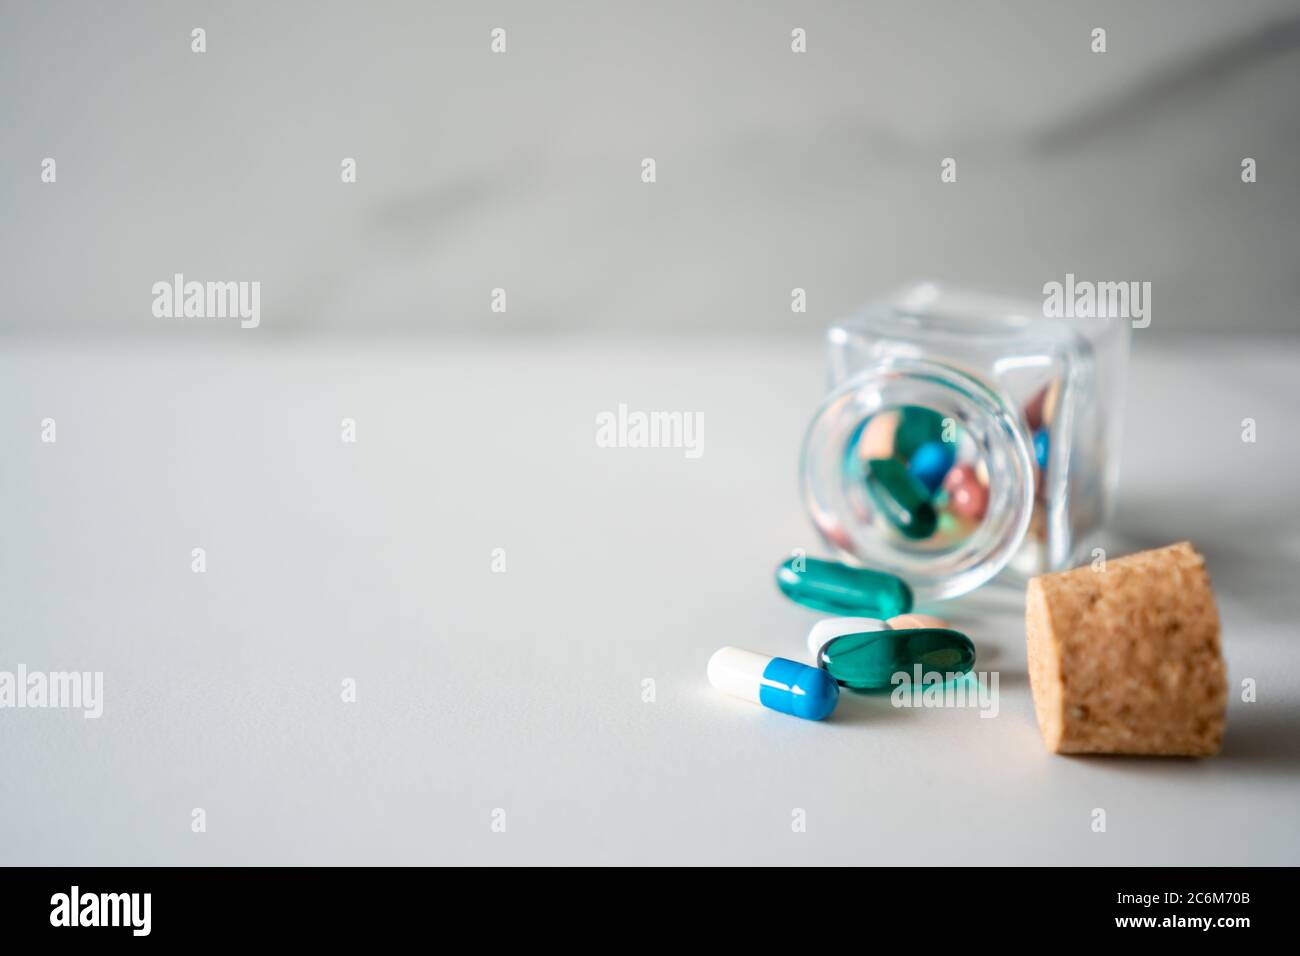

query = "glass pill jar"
[801,283,1130,602]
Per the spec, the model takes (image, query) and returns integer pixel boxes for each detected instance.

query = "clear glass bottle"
[801,283,1130,602]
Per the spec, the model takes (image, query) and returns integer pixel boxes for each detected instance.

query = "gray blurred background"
[3,0,1298,338]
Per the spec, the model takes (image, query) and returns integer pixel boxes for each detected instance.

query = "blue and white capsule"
[707,646,839,721]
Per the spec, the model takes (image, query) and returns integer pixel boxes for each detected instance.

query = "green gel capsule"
[892,405,946,460]
[866,458,938,539]
[775,557,913,617]
[817,627,976,692]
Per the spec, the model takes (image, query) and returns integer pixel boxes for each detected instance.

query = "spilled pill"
[806,616,889,658]
[776,556,913,618]
[886,613,949,630]
[708,646,839,720]
[817,628,977,693]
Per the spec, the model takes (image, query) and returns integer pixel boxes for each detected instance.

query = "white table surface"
[2,334,1297,865]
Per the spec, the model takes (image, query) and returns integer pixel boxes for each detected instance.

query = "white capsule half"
[708,646,768,702]
[806,616,889,658]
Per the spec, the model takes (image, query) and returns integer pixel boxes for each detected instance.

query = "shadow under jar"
[801,283,1130,603]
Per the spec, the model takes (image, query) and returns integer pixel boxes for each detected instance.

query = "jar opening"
[801,356,1035,602]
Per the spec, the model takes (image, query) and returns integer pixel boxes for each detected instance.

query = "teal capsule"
[866,458,938,539]
[816,627,976,692]
[775,557,913,617]
[893,405,946,460]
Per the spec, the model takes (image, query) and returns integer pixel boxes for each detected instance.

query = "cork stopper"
[1024,542,1226,756]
